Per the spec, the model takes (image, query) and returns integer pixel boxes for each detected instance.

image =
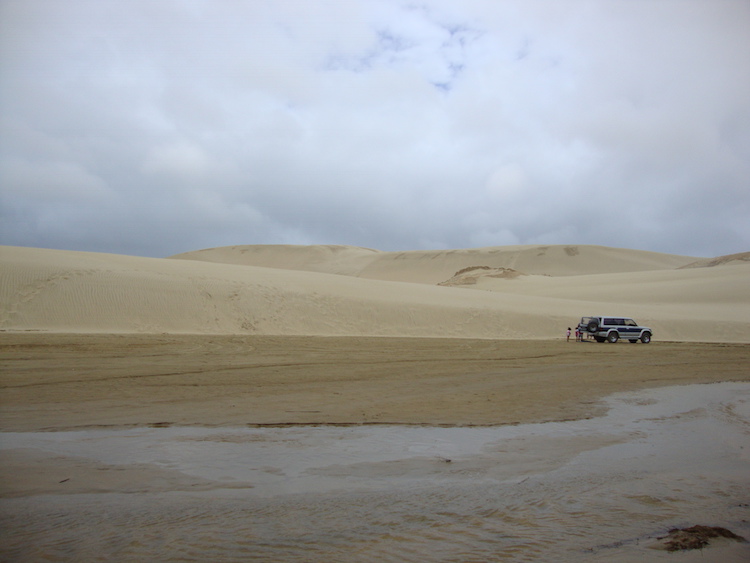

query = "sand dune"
[172,244,381,277]
[678,250,750,269]
[1,244,749,342]
[172,243,699,283]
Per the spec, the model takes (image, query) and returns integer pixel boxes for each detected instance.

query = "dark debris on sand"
[658,525,746,552]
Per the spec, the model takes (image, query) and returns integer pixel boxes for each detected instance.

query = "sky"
[1,0,749,259]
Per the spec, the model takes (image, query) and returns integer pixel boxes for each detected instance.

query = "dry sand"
[2,244,749,341]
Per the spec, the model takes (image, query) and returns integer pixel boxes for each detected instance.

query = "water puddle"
[2,382,749,561]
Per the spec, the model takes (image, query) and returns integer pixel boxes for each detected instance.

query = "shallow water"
[2,383,749,561]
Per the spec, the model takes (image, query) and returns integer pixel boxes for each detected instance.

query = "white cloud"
[1,0,748,258]
[142,142,216,179]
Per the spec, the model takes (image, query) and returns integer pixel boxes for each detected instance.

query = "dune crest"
[171,244,380,277]
[678,251,750,269]
[171,244,699,283]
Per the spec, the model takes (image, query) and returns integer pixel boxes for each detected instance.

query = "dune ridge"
[171,244,699,283]
[678,251,750,269]
[2,244,749,342]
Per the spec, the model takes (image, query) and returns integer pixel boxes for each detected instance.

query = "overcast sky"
[1,0,749,258]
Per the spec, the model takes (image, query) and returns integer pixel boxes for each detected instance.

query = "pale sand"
[1,244,749,341]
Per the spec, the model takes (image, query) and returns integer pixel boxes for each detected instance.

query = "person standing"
[567,327,571,342]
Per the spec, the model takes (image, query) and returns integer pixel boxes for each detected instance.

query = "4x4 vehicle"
[578,316,653,344]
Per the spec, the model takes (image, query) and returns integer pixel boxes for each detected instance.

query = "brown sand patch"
[439,266,524,286]
[1,334,748,432]
[657,525,746,551]
[679,251,750,269]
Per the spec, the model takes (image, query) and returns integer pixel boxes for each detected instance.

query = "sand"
[1,242,749,428]
[2,377,749,561]
[1,334,748,432]
[1,243,749,560]
[1,244,749,341]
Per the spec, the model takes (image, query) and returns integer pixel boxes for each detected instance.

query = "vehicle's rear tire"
[587,320,599,333]
[641,332,651,344]
[607,332,619,343]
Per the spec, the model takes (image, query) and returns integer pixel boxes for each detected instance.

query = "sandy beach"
[1,243,749,560]
[1,334,749,432]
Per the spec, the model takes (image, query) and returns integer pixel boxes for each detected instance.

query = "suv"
[578,316,653,344]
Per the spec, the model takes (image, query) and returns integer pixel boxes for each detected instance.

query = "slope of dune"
[171,244,380,277]
[470,266,750,343]
[171,244,699,284]
[678,251,750,269]
[2,244,749,342]
[353,245,699,283]
[0,245,575,339]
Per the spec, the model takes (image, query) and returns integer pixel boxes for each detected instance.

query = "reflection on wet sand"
[1,383,749,562]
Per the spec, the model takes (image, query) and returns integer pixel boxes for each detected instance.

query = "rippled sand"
[2,383,749,562]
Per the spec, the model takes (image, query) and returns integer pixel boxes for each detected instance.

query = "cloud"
[142,141,217,179]
[1,0,749,258]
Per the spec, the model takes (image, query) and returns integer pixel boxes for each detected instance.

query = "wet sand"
[1,334,749,432]
[2,334,750,561]
[1,382,749,561]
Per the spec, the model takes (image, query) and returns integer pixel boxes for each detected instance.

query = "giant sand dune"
[1,244,748,341]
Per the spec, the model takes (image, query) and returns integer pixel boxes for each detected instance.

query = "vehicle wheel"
[641,332,651,344]
[594,336,605,343]
[587,320,599,333]
[629,339,638,343]
[607,332,619,343]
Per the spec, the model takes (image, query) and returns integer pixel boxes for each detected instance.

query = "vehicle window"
[625,319,637,326]
[604,318,615,325]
